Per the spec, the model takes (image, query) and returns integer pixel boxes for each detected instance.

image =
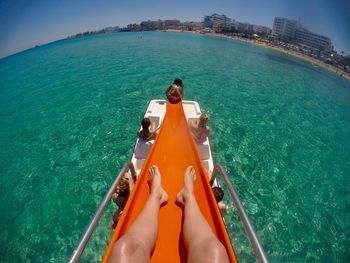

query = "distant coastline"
[3,28,349,82]
[66,14,348,81]
[66,24,350,81]
[200,32,350,81]
[159,29,350,81]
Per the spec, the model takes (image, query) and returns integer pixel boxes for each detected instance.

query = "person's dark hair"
[212,187,224,202]
[141,117,151,129]
[173,78,183,88]
[116,177,130,197]
[166,84,183,104]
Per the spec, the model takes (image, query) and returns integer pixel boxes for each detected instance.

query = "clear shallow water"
[1,32,350,262]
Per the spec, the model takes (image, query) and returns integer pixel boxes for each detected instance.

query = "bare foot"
[148,165,168,205]
[176,166,196,205]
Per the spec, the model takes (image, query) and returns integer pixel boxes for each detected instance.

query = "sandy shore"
[164,30,350,81]
[204,32,350,81]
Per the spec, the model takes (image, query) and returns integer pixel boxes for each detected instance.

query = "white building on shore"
[253,25,271,35]
[295,27,333,52]
[272,17,333,52]
[203,14,232,30]
[272,17,297,41]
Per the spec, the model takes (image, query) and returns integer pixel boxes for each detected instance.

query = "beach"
[204,32,350,81]
[165,29,350,81]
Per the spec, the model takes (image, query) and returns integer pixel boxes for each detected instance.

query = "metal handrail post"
[69,162,132,263]
[213,164,268,263]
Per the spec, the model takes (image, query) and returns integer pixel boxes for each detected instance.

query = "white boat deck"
[131,100,214,178]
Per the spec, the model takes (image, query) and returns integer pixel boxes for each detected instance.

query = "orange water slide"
[102,101,237,262]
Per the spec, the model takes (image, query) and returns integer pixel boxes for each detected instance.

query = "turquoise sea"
[1,32,350,262]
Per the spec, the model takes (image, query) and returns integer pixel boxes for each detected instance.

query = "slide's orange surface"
[102,101,237,262]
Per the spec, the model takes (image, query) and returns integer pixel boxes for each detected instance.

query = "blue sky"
[0,0,349,58]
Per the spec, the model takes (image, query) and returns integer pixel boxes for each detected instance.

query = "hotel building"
[272,17,333,52]
[204,14,232,29]
[272,17,297,41]
[295,28,332,52]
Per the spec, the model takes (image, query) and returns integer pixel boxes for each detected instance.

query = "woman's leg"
[150,121,157,133]
[108,165,168,263]
[176,166,230,263]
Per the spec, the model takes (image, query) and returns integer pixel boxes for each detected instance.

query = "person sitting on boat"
[108,165,230,263]
[212,186,227,217]
[166,78,183,104]
[111,172,134,228]
[137,117,157,140]
[173,78,183,88]
[189,113,210,143]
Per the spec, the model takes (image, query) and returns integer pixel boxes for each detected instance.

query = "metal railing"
[69,162,267,262]
[211,164,268,263]
[68,162,136,263]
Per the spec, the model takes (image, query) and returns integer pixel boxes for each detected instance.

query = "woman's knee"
[189,238,229,263]
[110,236,148,262]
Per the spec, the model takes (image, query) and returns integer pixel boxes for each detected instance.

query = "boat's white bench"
[132,100,166,174]
[131,100,214,176]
